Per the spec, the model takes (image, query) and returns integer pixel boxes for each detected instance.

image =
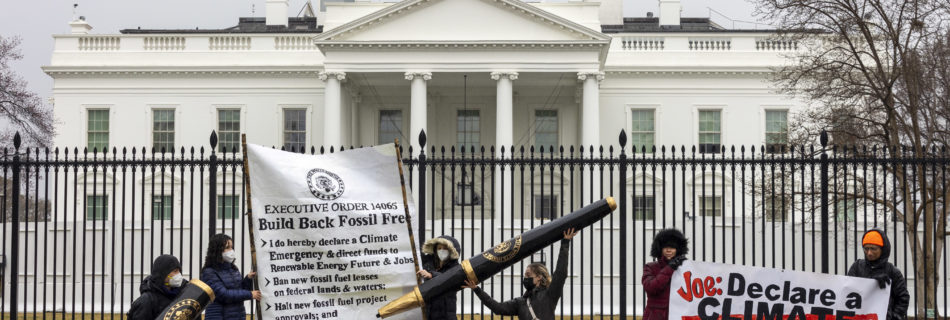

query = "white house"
[32,0,940,317]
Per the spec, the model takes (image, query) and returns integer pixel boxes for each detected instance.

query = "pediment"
[316,0,610,43]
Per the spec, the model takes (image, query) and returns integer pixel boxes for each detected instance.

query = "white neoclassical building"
[47,0,800,154]
[33,0,898,316]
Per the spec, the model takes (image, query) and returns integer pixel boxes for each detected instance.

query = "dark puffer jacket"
[847,229,910,320]
[421,235,462,320]
[472,238,571,320]
[201,262,253,320]
[128,255,182,320]
[642,229,689,320]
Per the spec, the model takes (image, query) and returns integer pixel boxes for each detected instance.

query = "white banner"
[247,144,422,320]
[669,261,890,320]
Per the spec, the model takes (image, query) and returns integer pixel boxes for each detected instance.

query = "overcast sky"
[0,0,761,102]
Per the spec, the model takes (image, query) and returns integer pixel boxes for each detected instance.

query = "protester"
[462,228,578,320]
[200,234,262,320]
[847,229,909,320]
[417,235,462,320]
[128,254,185,320]
[642,228,689,320]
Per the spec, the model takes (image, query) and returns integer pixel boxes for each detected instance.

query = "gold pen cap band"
[190,279,216,302]
[461,260,478,285]
[606,197,617,211]
[377,286,423,318]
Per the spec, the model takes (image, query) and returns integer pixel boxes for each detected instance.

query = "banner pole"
[241,134,264,320]
[394,139,427,320]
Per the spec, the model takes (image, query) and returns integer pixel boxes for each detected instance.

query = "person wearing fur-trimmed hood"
[418,235,462,320]
[642,228,689,320]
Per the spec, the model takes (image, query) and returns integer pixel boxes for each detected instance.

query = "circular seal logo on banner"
[307,168,345,200]
[483,235,522,263]
[162,299,201,320]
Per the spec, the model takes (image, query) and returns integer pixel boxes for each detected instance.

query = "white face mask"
[437,249,450,261]
[168,273,185,287]
[223,250,236,263]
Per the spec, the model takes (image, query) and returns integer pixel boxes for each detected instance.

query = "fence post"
[417,130,427,244]
[618,130,627,319]
[209,131,218,235]
[9,133,21,320]
[819,131,829,274]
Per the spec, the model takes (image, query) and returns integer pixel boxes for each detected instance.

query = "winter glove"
[872,274,890,289]
[668,255,687,270]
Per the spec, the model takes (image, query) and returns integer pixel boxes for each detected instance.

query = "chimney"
[658,0,681,26]
[69,16,92,34]
[266,0,289,27]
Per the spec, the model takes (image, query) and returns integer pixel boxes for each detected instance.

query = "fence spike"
[419,129,427,148]
[210,130,218,150]
[619,130,627,147]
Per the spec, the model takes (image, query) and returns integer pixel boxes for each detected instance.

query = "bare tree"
[752,0,950,315]
[0,35,54,149]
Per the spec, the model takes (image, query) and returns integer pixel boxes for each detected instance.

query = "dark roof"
[121,17,321,34]
[602,17,785,33]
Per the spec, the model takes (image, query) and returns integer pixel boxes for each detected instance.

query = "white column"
[404,72,431,152]
[578,72,604,149]
[578,72,604,203]
[491,72,518,150]
[491,72,517,221]
[320,71,346,148]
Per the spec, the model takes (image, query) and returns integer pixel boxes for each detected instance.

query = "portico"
[313,0,611,151]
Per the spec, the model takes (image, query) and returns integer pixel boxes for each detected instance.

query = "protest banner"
[245,143,423,320]
[669,260,889,320]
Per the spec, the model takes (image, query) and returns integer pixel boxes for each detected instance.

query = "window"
[835,198,856,222]
[152,195,173,220]
[87,109,109,151]
[764,196,788,221]
[699,196,722,217]
[283,109,306,152]
[633,195,655,220]
[86,195,108,221]
[533,195,558,220]
[457,110,480,151]
[630,110,655,152]
[534,110,558,151]
[152,109,175,152]
[378,110,403,145]
[698,110,721,153]
[217,195,240,219]
[765,110,788,153]
[218,109,241,153]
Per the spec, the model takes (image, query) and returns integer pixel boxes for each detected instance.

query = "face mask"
[522,277,536,291]
[223,250,236,263]
[437,249,450,261]
[168,273,185,287]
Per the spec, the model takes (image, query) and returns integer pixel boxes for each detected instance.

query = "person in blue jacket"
[200,233,262,320]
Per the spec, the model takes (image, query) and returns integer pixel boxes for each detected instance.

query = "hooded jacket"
[421,235,461,320]
[847,229,910,320]
[642,229,689,320]
[128,255,182,320]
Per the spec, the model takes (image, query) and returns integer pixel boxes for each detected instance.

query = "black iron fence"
[1,130,948,319]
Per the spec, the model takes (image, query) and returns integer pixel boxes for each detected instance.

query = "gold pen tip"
[377,287,423,318]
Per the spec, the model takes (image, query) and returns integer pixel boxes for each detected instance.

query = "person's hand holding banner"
[872,274,890,289]
[669,260,890,320]
[668,255,687,271]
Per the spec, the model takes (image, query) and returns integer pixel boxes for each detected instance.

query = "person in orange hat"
[847,229,909,320]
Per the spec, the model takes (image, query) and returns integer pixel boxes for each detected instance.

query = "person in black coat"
[200,233,262,320]
[463,228,578,320]
[417,235,462,320]
[128,254,185,320]
[847,229,909,320]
